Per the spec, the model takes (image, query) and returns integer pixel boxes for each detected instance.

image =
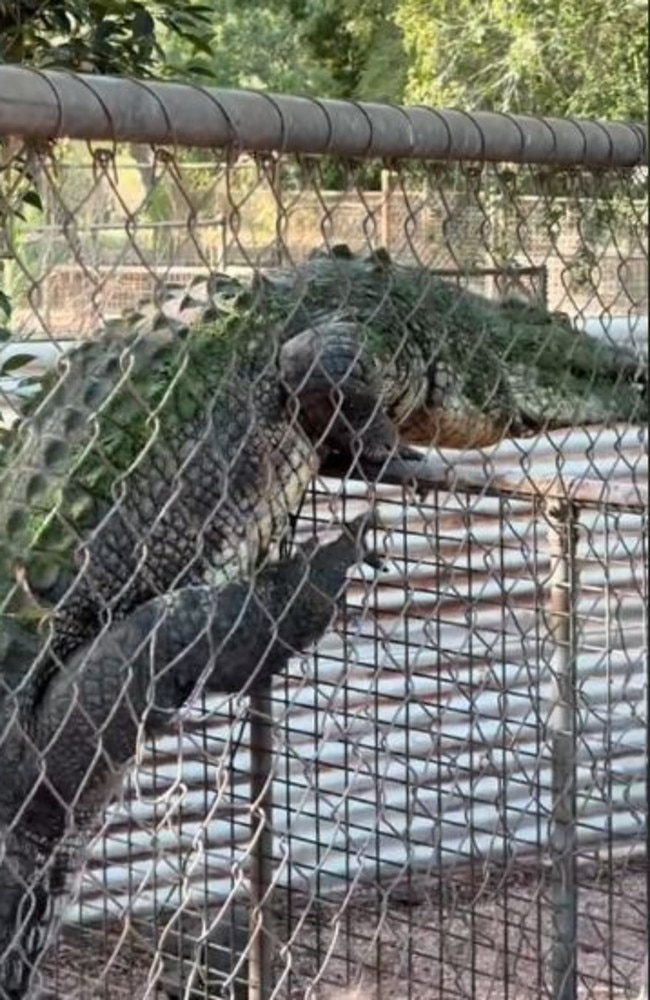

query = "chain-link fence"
[0,67,647,1000]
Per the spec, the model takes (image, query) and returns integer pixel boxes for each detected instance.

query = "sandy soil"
[38,860,647,1000]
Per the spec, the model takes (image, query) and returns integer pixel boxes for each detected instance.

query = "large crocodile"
[0,246,644,661]
[0,512,382,1000]
[0,243,644,997]
[134,244,644,446]
[0,277,404,668]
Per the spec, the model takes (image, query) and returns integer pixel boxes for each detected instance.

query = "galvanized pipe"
[0,66,646,167]
[546,501,580,1000]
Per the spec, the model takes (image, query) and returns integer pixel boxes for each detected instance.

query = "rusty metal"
[248,685,275,1000]
[546,501,580,1000]
[0,66,646,167]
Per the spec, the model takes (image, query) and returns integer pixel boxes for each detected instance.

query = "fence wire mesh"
[0,72,647,1000]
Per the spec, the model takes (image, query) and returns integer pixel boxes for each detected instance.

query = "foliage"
[393,0,648,120]
[0,0,646,118]
[160,0,334,94]
[222,0,646,120]
[16,0,641,123]
[278,0,405,102]
[157,0,405,102]
[0,0,214,76]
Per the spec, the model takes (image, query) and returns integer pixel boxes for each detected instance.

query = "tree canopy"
[394,0,648,120]
[0,0,646,118]
[0,0,213,76]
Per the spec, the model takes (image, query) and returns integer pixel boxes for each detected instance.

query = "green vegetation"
[0,0,213,76]
[0,0,645,366]
[395,0,648,120]
[0,0,646,119]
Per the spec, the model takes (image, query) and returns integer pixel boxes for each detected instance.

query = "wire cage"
[0,67,647,1000]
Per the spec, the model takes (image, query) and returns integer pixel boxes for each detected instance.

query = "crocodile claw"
[339,507,387,571]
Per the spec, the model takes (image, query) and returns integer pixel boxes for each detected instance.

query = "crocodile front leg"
[0,511,381,1000]
[279,320,421,465]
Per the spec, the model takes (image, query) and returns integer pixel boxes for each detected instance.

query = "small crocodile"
[0,512,382,1000]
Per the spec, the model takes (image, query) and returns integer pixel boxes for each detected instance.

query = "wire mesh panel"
[0,69,647,1000]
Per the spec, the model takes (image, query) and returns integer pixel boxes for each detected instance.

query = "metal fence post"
[248,681,276,1000]
[546,500,580,1000]
[381,168,394,250]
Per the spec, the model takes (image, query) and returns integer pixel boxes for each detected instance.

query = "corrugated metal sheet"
[69,422,647,923]
[582,315,648,360]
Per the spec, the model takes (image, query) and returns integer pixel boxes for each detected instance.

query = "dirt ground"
[38,859,647,1000]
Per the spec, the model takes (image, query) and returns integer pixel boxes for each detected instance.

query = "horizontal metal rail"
[24,219,226,233]
[323,454,649,513]
[0,66,646,167]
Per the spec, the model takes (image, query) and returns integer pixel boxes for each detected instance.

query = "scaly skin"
[0,245,644,659]
[125,244,646,445]
[0,512,381,1000]
[0,243,644,996]
[0,252,411,665]
[0,332,318,661]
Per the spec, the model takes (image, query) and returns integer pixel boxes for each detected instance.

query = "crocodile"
[0,242,644,995]
[0,246,644,665]
[0,511,382,1000]
[0,275,406,670]
[126,243,645,447]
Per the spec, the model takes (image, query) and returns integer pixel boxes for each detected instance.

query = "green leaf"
[132,6,155,39]
[184,62,218,78]
[0,291,11,319]
[1,354,38,374]
[21,190,43,211]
